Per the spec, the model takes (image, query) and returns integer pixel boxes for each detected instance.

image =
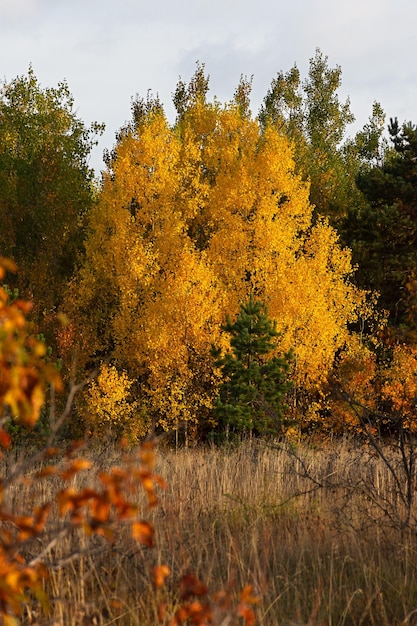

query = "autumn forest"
[4,48,417,625]
[1,49,417,444]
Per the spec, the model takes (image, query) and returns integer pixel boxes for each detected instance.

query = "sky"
[1,0,417,175]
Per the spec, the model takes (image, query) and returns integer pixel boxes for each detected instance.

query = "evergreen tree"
[343,117,417,327]
[212,297,293,435]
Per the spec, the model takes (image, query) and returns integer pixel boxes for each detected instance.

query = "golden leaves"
[67,94,370,435]
[82,363,151,440]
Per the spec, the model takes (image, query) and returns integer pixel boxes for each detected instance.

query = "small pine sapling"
[212,296,293,436]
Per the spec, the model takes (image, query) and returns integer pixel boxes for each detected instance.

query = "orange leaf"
[90,498,111,523]
[60,458,92,481]
[0,429,11,449]
[35,466,57,478]
[239,585,259,605]
[158,602,167,622]
[153,564,170,588]
[131,521,154,546]
[237,606,256,626]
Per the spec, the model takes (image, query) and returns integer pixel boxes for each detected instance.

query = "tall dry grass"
[10,439,417,625]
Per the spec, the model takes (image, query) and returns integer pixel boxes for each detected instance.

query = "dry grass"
[9,438,417,625]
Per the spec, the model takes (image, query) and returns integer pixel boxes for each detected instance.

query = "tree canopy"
[0,67,103,320]
[64,66,370,437]
[4,58,417,441]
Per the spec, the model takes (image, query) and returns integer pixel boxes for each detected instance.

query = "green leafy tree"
[212,297,293,435]
[259,49,381,226]
[259,50,352,214]
[348,101,387,166]
[0,67,104,322]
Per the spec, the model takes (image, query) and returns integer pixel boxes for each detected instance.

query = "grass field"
[11,438,417,625]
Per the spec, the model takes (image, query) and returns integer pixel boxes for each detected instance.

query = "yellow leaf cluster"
[83,364,149,439]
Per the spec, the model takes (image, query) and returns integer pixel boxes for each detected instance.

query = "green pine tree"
[343,117,417,327]
[212,297,293,436]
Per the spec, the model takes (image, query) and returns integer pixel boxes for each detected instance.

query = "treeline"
[2,50,417,442]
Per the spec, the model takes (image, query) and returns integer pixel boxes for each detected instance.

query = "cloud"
[0,0,39,20]
[2,0,417,173]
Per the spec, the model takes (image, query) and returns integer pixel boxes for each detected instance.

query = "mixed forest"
[2,50,417,444]
[3,49,417,625]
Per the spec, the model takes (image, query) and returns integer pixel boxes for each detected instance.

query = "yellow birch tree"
[176,97,368,388]
[64,74,371,437]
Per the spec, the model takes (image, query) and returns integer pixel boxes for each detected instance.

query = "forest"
[2,50,417,625]
[2,49,417,444]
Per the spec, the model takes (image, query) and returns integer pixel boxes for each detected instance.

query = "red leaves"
[169,574,211,626]
[0,429,11,450]
[170,600,212,626]
[167,573,258,626]
[55,451,164,543]
[179,573,208,601]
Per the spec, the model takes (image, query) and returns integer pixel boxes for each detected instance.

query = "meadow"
[11,438,417,625]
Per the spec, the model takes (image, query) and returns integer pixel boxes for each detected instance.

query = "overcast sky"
[1,0,416,174]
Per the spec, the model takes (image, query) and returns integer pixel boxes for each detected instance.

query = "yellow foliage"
[83,364,149,439]
[178,103,367,387]
[129,245,224,430]
[381,345,417,430]
[65,96,371,434]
